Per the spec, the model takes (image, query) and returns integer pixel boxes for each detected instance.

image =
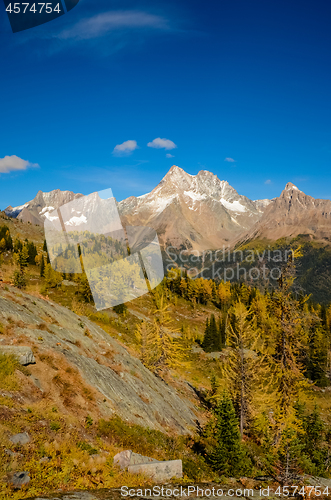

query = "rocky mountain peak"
[239,181,331,244]
[4,189,83,225]
[118,166,269,250]
[282,182,302,195]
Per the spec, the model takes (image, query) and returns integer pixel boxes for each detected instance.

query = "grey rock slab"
[0,345,36,365]
[30,375,44,391]
[206,352,222,359]
[62,280,78,287]
[128,459,182,482]
[10,432,31,445]
[10,471,30,488]
[308,476,331,488]
[113,450,159,469]
[113,449,132,469]
[0,286,198,434]
[33,494,98,500]
[130,451,159,466]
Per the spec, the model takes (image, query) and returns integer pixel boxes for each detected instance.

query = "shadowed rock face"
[0,287,198,434]
[0,346,35,365]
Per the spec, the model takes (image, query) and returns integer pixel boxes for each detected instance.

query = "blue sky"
[0,0,331,209]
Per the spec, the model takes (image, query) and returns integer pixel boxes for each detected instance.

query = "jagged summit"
[284,182,300,191]
[281,182,303,196]
[118,166,268,250]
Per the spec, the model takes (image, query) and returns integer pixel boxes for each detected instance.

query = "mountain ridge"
[4,165,331,249]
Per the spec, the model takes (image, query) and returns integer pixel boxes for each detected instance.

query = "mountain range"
[4,165,331,250]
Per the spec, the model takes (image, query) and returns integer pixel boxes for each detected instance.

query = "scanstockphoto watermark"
[121,485,331,498]
[121,485,255,497]
[165,246,295,282]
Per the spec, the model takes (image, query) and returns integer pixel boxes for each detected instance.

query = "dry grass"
[0,354,19,391]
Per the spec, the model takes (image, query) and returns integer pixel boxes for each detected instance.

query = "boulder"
[206,352,222,359]
[0,346,35,365]
[113,450,159,469]
[62,280,78,287]
[10,471,30,489]
[128,459,182,482]
[5,449,23,458]
[10,432,31,445]
[113,449,132,469]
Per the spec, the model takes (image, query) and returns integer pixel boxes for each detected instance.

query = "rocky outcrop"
[113,450,159,469]
[9,432,31,445]
[128,459,182,482]
[9,471,30,489]
[0,287,198,434]
[0,345,35,365]
[113,449,183,482]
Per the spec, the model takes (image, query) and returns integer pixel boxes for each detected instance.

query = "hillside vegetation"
[1,216,331,498]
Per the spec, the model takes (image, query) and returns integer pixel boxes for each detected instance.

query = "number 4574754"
[6,3,62,14]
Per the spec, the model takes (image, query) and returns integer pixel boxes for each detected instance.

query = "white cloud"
[147,138,177,150]
[166,154,175,158]
[113,140,138,157]
[58,11,169,41]
[224,157,236,163]
[0,155,39,174]
[265,179,272,185]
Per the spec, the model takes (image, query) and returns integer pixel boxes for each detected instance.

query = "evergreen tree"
[40,255,45,277]
[275,428,306,484]
[202,314,220,352]
[209,314,218,349]
[202,318,211,352]
[26,241,38,265]
[208,393,251,476]
[12,245,29,289]
[17,245,29,274]
[306,322,329,387]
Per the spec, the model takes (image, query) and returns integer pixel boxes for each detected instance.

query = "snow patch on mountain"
[220,198,247,213]
[183,190,207,202]
[39,206,55,215]
[44,212,59,222]
[64,215,88,227]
